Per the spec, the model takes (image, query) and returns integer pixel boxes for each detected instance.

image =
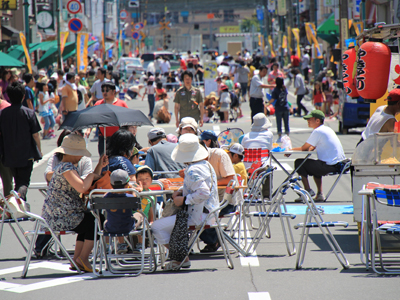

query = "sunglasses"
[101,88,112,93]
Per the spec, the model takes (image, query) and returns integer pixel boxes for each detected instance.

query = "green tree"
[240,17,260,33]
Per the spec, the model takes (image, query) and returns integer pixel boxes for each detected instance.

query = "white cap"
[228,143,245,156]
[38,70,46,77]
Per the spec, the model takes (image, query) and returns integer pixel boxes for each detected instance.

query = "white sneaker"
[294,189,315,203]
[313,193,325,202]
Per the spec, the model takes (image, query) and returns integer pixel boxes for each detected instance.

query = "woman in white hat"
[41,134,108,272]
[241,112,274,153]
[151,134,219,270]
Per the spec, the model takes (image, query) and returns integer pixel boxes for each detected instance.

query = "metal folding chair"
[324,159,352,202]
[89,188,157,277]
[292,179,350,269]
[371,187,400,275]
[0,192,31,253]
[8,191,83,278]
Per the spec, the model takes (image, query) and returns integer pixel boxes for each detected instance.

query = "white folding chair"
[291,180,350,269]
[0,192,31,253]
[371,187,400,275]
[8,191,83,278]
[89,188,157,277]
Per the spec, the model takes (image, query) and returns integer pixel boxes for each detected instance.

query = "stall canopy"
[36,41,75,69]
[0,51,26,67]
[317,14,339,45]
[7,41,58,60]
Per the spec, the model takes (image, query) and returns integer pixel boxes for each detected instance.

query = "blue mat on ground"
[281,205,354,215]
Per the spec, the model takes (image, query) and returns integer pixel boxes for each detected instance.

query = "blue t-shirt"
[102,156,136,176]
[23,86,35,110]
[104,193,136,234]
[271,87,290,112]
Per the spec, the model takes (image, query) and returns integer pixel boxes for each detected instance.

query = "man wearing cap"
[358,89,400,146]
[174,70,204,128]
[227,143,248,186]
[290,110,346,202]
[249,65,275,122]
[145,128,185,178]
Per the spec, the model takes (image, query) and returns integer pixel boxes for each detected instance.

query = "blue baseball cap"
[200,130,218,142]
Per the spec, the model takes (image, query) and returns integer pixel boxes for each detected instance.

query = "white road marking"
[239,228,260,267]
[0,262,95,294]
[213,125,221,136]
[248,292,272,300]
[271,162,293,172]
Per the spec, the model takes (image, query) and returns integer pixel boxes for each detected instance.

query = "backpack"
[278,88,287,107]
[229,91,239,108]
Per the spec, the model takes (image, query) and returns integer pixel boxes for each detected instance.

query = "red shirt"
[291,55,300,67]
[180,59,187,70]
[94,98,128,137]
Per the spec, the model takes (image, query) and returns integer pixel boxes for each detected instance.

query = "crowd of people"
[0,46,351,272]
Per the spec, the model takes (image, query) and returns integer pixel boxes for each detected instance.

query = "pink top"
[0,99,11,110]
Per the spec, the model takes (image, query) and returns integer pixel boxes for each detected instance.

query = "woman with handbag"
[151,134,219,270]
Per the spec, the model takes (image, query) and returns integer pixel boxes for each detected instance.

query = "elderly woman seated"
[41,134,108,272]
[151,134,219,270]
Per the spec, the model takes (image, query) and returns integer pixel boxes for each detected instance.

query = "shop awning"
[7,40,58,60]
[317,13,339,45]
[2,25,19,38]
[0,51,25,67]
[36,42,75,69]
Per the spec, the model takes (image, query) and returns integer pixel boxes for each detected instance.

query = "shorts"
[314,102,322,107]
[295,158,339,179]
[220,103,230,112]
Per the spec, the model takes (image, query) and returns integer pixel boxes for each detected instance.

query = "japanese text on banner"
[77,33,89,72]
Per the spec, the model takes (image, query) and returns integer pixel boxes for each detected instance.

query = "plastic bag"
[281,135,292,150]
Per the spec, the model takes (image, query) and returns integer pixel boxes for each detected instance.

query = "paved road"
[0,88,398,300]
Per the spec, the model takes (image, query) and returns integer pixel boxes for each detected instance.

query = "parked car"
[115,57,144,81]
[141,51,180,72]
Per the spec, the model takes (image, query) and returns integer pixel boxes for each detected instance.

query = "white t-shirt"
[241,130,274,150]
[301,53,310,69]
[77,85,87,111]
[90,78,110,100]
[361,105,395,140]
[249,74,264,98]
[160,60,171,74]
[306,125,345,165]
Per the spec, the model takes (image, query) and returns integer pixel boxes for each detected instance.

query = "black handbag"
[169,206,189,262]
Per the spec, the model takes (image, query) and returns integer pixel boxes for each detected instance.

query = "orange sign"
[207,13,214,19]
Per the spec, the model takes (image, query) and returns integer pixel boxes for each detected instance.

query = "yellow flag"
[353,22,363,36]
[282,35,287,50]
[287,26,292,52]
[19,32,32,73]
[268,36,275,58]
[292,28,301,58]
[60,32,69,55]
[102,31,106,57]
[77,33,89,72]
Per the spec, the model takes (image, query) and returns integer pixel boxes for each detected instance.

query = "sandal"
[77,257,98,273]
[162,260,191,271]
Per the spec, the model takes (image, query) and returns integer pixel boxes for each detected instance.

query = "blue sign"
[68,18,83,33]
[131,12,140,18]
[256,9,264,21]
[181,11,189,17]
[132,32,140,40]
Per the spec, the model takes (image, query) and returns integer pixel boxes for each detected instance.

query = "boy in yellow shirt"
[227,143,248,185]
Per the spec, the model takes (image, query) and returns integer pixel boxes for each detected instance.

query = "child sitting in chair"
[227,143,248,186]
[104,169,138,254]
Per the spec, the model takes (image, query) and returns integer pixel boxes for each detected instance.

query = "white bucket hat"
[55,134,92,157]
[176,116,198,133]
[251,113,272,132]
[171,134,208,164]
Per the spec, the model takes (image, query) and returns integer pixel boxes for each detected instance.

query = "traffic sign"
[159,21,170,30]
[128,0,139,8]
[120,9,127,20]
[68,18,83,33]
[134,23,141,31]
[67,0,81,14]
[139,22,144,29]
[132,32,140,40]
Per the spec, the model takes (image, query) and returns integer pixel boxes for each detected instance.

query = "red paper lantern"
[356,42,391,101]
[342,47,359,98]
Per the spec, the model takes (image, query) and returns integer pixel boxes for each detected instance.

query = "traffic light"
[164,45,168,50]
[194,24,199,30]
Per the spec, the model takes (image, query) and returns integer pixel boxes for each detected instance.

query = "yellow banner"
[77,33,89,72]
[305,23,323,59]
[102,31,106,58]
[287,26,292,52]
[219,26,240,33]
[19,32,32,73]
[353,21,363,36]
[268,36,275,58]
[60,32,69,55]
[292,28,301,59]
[282,35,287,50]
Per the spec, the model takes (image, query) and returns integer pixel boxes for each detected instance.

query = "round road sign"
[120,9,128,20]
[68,18,83,33]
[132,32,140,40]
[67,0,81,14]
[139,22,144,29]
[134,23,141,31]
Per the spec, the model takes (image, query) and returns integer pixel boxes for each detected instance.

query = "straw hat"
[55,134,92,157]
[251,113,272,132]
[171,134,208,163]
[207,91,219,100]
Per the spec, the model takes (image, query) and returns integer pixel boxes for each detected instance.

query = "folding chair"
[291,179,350,269]
[8,191,83,278]
[172,181,237,270]
[89,188,157,277]
[217,128,244,148]
[371,187,400,275]
[0,192,31,253]
[324,159,352,202]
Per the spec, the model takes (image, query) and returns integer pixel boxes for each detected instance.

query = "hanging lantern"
[356,41,391,103]
[342,47,359,98]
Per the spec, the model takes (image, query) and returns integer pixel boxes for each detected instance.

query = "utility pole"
[103,0,107,62]
[117,0,120,57]
[23,0,29,54]
[339,0,349,80]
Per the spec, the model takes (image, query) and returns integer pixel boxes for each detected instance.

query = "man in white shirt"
[159,57,171,74]
[87,67,109,106]
[290,110,346,202]
[249,65,275,122]
[301,48,311,83]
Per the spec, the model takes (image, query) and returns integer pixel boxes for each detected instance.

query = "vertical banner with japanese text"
[292,28,301,58]
[77,33,89,72]
[60,32,69,54]
[19,32,32,73]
